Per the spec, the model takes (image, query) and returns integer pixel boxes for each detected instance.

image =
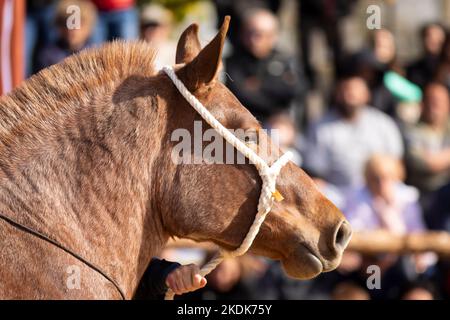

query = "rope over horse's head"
[158,17,352,280]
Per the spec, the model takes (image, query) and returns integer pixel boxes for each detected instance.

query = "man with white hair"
[304,74,404,189]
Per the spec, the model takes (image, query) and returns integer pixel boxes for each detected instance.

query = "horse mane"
[0,41,157,149]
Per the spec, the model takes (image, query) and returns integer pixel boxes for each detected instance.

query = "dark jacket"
[133,258,180,300]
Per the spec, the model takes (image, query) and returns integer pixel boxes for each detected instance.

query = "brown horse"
[0,18,351,299]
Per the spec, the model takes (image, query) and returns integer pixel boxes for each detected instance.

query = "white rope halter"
[162,66,292,300]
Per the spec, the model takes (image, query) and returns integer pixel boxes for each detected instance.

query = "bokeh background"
[1,0,450,300]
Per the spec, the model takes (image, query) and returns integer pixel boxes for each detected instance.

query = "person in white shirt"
[342,154,436,275]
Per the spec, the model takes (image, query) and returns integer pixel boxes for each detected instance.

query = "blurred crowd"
[3,0,450,300]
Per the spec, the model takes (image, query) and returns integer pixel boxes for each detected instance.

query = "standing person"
[303,75,404,190]
[225,8,304,124]
[407,23,447,89]
[266,113,303,166]
[180,255,269,300]
[0,0,25,95]
[91,0,138,43]
[298,0,357,88]
[404,82,450,203]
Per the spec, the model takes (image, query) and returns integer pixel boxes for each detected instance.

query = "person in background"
[253,260,336,299]
[330,281,370,300]
[34,0,97,72]
[0,0,25,94]
[225,8,303,124]
[340,155,436,299]
[303,75,404,190]
[298,0,357,88]
[140,4,176,70]
[181,255,268,300]
[344,154,425,235]
[403,82,450,204]
[25,0,58,76]
[342,28,403,117]
[400,281,438,300]
[434,32,450,91]
[407,23,447,89]
[427,182,450,231]
[91,0,138,43]
[133,258,207,300]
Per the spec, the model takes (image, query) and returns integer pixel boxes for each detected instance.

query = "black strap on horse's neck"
[0,213,126,300]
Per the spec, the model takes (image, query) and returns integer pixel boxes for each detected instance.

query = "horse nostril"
[334,220,352,251]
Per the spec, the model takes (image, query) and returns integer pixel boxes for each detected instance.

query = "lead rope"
[162,66,292,300]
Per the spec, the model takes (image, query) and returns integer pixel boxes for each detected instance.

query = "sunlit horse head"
[0,17,350,299]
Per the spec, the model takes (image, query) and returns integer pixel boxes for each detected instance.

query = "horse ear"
[176,23,201,64]
[178,16,230,90]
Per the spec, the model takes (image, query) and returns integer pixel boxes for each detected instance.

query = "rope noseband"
[163,66,292,300]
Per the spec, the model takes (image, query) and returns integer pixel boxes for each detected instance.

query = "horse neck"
[0,75,170,298]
